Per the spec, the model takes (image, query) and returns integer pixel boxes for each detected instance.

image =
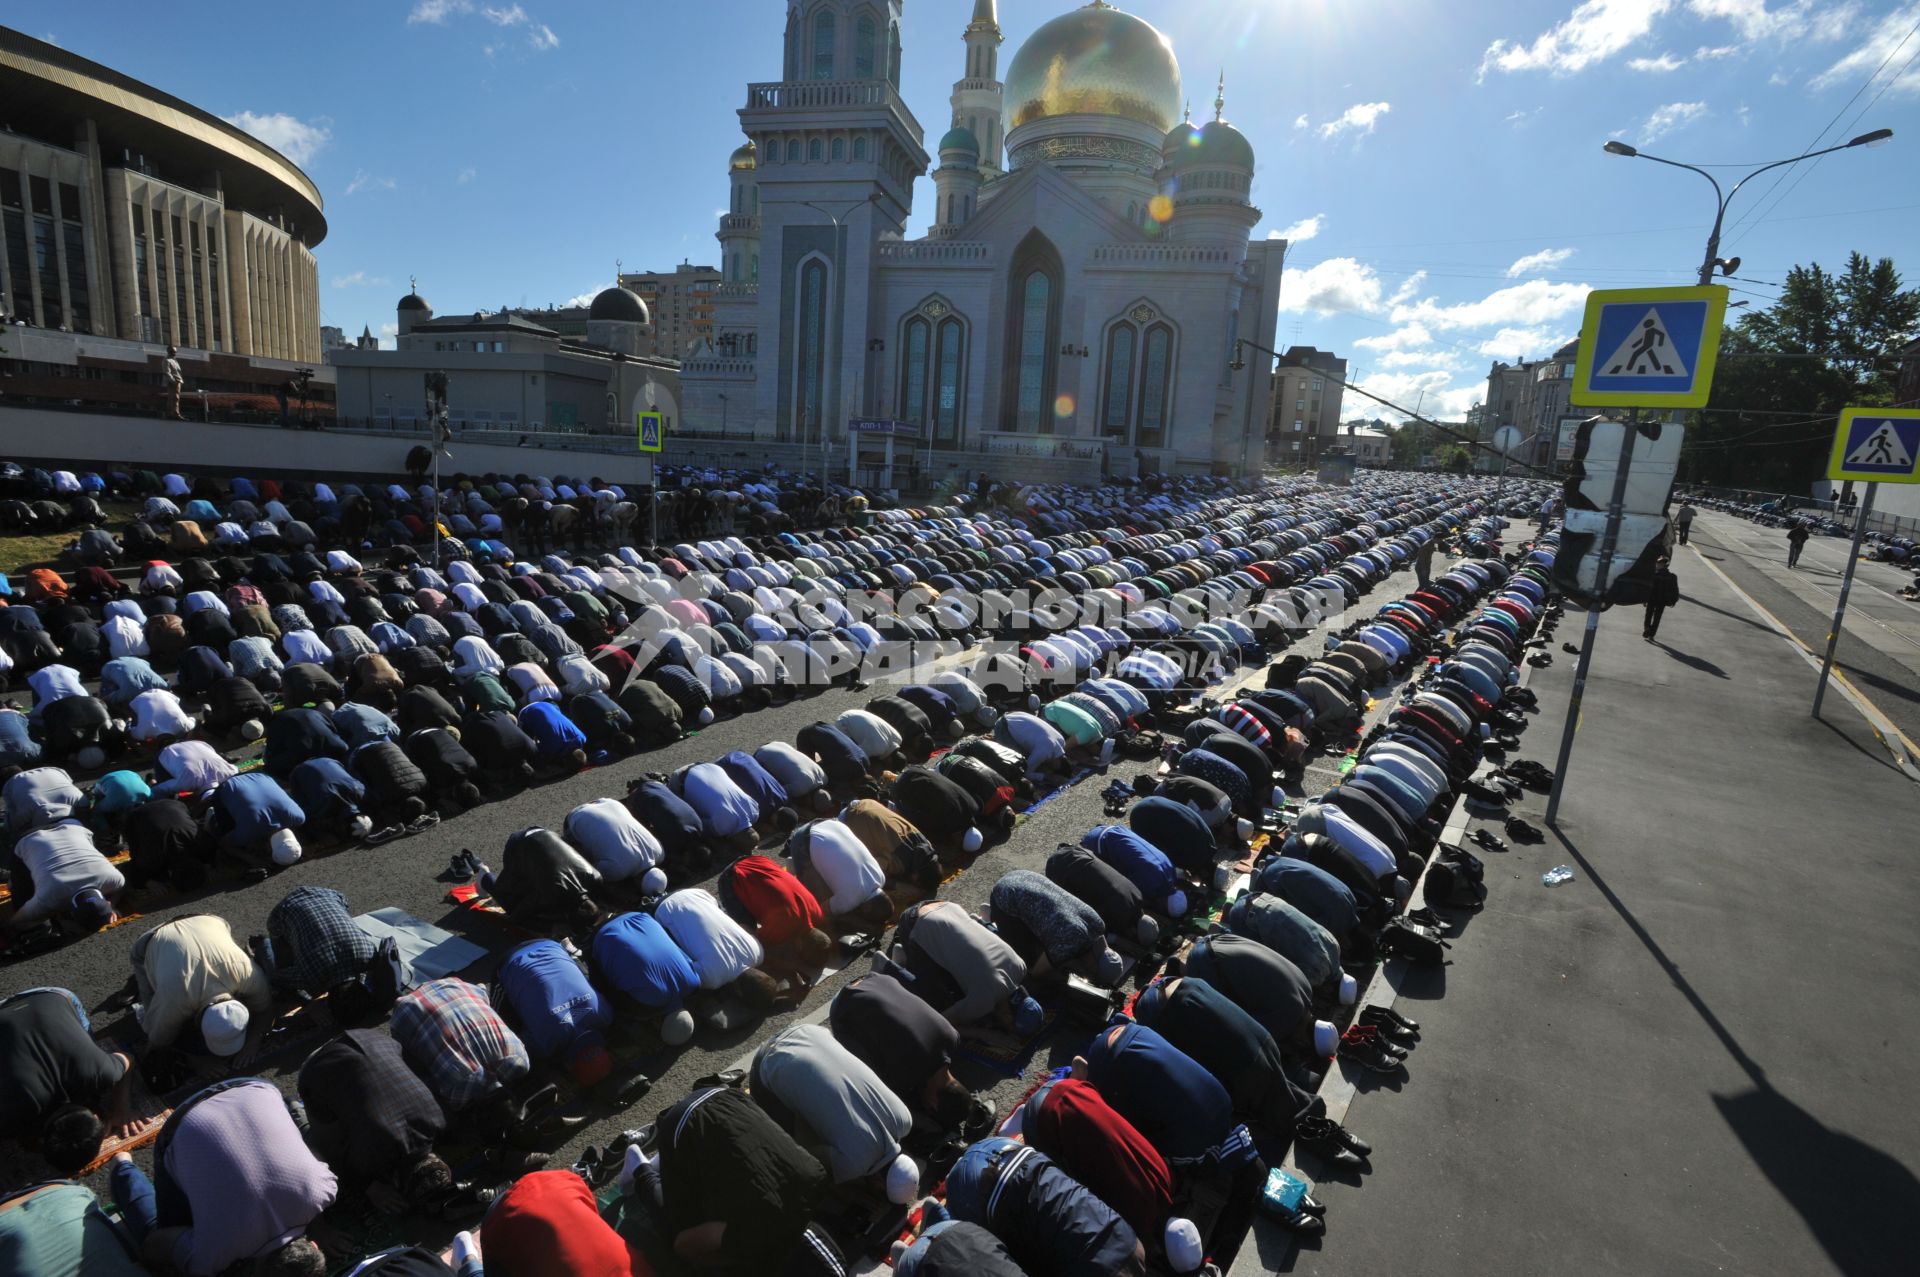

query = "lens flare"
[1148,194,1174,223]
[1054,394,1076,418]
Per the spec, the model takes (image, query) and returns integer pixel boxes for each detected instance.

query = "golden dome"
[728,140,757,172]
[1004,2,1183,134]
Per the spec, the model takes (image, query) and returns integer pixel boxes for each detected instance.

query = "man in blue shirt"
[590,912,700,1046]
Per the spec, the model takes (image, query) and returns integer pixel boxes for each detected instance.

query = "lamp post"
[1602,128,1893,286]
[719,392,730,435]
[799,194,880,458]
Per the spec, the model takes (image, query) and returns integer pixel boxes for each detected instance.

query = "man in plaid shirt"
[264,886,375,1000]
[391,977,530,1113]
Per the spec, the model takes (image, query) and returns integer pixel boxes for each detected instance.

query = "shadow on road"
[1546,825,1920,1277]
[1652,642,1729,679]
[1713,1087,1920,1277]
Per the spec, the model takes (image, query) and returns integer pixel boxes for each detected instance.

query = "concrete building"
[1268,345,1347,466]
[0,27,325,361]
[679,0,1287,476]
[619,263,720,360]
[1482,338,1581,473]
[331,284,680,435]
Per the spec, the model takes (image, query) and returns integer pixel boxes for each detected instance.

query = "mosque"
[679,0,1286,476]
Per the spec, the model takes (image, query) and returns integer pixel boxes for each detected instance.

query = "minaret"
[717,141,761,286]
[932,124,983,235]
[951,0,1005,174]
[1161,74,1260,254]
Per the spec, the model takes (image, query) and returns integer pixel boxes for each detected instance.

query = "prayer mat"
[355,907,487,983]
[76,1070,170,1175]
[954,1007,1058,1076]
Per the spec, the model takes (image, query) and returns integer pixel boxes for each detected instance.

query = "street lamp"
[1603,128,1894,286]
[799,193,880,454]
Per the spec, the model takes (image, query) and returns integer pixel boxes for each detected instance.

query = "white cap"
[1092,945,1126,985]
[697,706,715,725]
[239,719,265,741]
[1163,889,1189,918]
[641,866,669,895]
[962,826,984,854]
[660,1009,696,1046]
[1313,1019,1339,1058]
[269,828,303,866]
[1134,914,1161,946]
[1338,972,1358,1006]
[1235,817,1254,843]
[884,1154,921,1205]
[348,815,373,838]
[201,999,250,1057]
[1164,1218,1204,1273]
[75,746,106,770]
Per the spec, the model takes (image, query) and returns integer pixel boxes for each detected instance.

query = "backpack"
[1423,859,1487,910]
[1437,842,1486,887]
[1377,916,1450,965]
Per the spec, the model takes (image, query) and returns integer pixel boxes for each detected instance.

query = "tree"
[1687,253,1920,490]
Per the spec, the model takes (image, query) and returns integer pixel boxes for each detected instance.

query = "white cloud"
[1505,108,1538,124]
[1810,3,1920,95]
[1687,0,1859,44]
[1479,327,1560,357]
[221,111,332,166]
[1768,68,1795,85]
[529,23,560,50]
[1629,51,1687,70]
[562,287,602,308]
[1694,43,1742,58]
[1356,322,1437,353]
[1387,272,1428,308]
[1478,0,1673,80]
[1507,247,1577,277]
[1641,99,1709,139]
[1316,102,1391,139]
[1378,348,1465,369]
[378,322,399,351]
[1293,114,1310,130]
[345,170,397,196]
[408,0,471,24]
[1270,214,1325,244]
[1353,370,1482,421]
[457,166,478,184]
[1393,278,1593,330]
[331,270,391,288]
[1279,258,1388,315]
[483,3,527,24]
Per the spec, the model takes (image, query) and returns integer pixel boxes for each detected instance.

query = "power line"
[1724,12,1920,241]
[1304,202,1920,253]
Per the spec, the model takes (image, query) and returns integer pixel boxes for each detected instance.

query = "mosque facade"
[679,0,1286,476]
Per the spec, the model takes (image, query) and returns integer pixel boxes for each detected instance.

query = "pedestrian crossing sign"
[1828,408,1920,484]
[1570,285,1728,409]
[636,410,663,453]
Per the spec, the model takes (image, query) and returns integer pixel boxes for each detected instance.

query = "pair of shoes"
[1469,828,1509,854]
[961,1098,997,1140]
[693,1068,747,1091]
[1505,816,1544,842]
[449,849,481,880]
[1362,1004,1420,1036]
[1294,1115,1371,1170]
[1338,1026,1405,1074]
[607,1124,657,1158]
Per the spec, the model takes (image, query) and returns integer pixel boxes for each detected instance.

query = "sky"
[24,0,1920,422]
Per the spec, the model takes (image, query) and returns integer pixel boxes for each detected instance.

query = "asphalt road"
[0,552,1442,1270]
[1686,513,1920,752]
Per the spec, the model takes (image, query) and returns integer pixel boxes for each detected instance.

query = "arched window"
[785,12,800,79]
[1003,233,1062,434]
[888,23,902,89]
[968,115,978,142]
[813,10,836,79]
[900,317,930,428]
[832,136,846,161]
[786,139,801,163]
[1136,323,1173,448]
[933,318,964,445]
[853,136,868,161]
[1101,324,1136,439]
[856,15,877,78]
[796,258,829,440]
[751,253,759,283]
[808,137,823,162]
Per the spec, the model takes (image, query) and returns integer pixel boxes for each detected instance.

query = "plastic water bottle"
[1542,865,1575,886]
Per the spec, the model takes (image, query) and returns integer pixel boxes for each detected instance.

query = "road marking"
[1685,542,1920,782]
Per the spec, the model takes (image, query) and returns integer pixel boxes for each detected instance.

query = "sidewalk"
[1280,542,1920,1277]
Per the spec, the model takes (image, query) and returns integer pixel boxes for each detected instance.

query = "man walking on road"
[1413,538,1436,588]
[1787,520,1810,569]
[1643,557,1679,642]
[1674,502,1695,545]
